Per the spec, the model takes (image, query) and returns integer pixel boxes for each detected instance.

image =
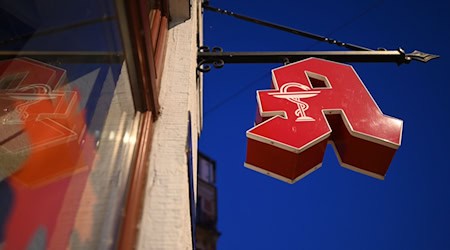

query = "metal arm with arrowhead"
[406,50,439,63]
[198,3,439,72]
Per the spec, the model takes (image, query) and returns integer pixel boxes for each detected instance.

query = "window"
[0,0,169,249]
[199,154,216,184]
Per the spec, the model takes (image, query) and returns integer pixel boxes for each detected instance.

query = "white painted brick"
[136,1,201,250]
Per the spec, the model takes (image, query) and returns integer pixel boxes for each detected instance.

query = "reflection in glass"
[0,0,138,249]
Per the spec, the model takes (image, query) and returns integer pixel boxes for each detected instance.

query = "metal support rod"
[197,48,439,72]
[0,51,124,64]
[200,3,439,72]
[202,4,371,51]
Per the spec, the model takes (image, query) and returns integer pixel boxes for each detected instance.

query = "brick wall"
[136,1,202,249]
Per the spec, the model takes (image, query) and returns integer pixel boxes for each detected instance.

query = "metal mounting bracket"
[198,4,439,72]
[197,47,439,72]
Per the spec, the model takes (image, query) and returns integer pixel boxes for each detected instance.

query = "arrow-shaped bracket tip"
[407,50,440,63]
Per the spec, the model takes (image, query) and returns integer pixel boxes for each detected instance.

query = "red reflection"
[0,58,96,249]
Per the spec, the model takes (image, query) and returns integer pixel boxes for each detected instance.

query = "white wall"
[136,0,202,249]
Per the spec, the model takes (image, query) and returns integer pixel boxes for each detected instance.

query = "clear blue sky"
[199,1,450,249]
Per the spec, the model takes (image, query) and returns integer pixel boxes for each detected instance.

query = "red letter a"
[245,58,403,183]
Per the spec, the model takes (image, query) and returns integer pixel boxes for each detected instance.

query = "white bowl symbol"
[269,82,320,122]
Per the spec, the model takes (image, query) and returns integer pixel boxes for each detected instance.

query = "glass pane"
[199,156,215,184]
[0,1,137,249]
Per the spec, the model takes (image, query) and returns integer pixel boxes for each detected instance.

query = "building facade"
[0,0,203,249]
[196,153,220,250]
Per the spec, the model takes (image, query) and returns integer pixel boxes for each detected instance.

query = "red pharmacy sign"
[245,58,403,183]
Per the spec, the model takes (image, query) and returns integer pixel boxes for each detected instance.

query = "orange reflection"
[0,58,96,250]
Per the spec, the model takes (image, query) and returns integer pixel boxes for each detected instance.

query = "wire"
[203,1,385,117]
[203,4,369,51]
[204,71,270,116]
[307,0,384,50]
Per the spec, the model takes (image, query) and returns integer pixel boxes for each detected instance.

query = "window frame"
[115,0,169,249]
[116,0,168,117]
